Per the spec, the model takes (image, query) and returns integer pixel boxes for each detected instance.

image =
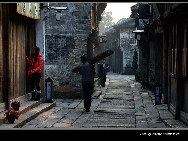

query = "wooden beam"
[72,50,114,73]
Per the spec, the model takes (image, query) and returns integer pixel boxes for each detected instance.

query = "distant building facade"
[98,18,137,75]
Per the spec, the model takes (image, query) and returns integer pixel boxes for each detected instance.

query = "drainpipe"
[94,3,97,31]
[42,16,46,101]
[93,3,98,56]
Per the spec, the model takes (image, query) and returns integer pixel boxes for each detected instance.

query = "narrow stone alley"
[21,74,188,129]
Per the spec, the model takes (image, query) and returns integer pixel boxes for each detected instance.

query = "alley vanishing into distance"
[19,73,187,129]
[1,3,188,133]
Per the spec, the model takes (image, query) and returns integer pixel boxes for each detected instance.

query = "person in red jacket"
[26,46,43,101]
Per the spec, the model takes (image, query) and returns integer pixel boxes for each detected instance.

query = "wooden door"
[8,4,35,100]
[0,4,3,103]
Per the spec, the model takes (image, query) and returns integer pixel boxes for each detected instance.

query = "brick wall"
[38,3,92,98]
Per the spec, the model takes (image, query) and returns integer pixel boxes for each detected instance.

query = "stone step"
[0,101,56,128]
[0,100,43,124]
[92,91,102,98]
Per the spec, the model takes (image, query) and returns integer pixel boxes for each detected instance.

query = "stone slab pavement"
[21,73,188,129]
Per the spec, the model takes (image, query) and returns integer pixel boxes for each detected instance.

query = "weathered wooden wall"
[0,4,3,102]
[0,4,35,103]
[8,4,35,100]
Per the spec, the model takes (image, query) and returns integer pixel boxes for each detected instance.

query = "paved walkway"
[21,74,188,129]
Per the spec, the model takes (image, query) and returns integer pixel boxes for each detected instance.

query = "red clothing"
[26,53,43,78]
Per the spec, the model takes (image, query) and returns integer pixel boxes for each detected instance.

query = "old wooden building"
[0,3,38,111]
[132,3,188,124]
[159,3,188,123]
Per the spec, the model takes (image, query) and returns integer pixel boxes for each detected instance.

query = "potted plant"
[11,101,21,111]
[4,101,21,124]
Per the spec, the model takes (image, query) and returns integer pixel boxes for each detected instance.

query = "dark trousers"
[101,75,106,87]
[31,73,41,92]
[82,82,94,110]
[30,73,41,100]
